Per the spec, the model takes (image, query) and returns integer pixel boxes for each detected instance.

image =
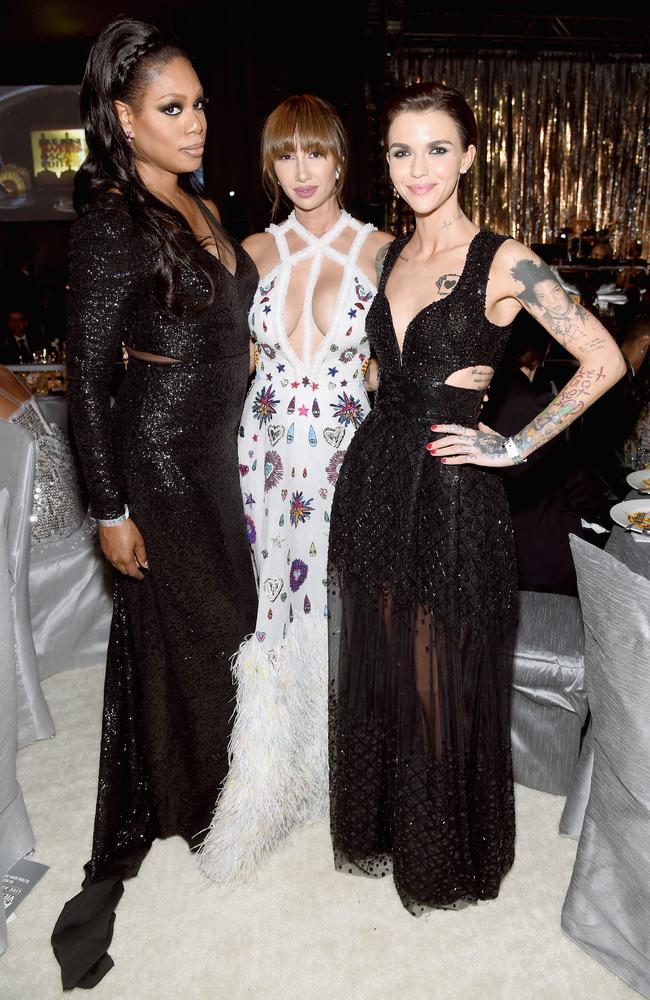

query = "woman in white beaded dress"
[200,94,392,883]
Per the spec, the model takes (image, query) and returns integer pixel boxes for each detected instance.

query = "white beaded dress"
[200,210,377,882]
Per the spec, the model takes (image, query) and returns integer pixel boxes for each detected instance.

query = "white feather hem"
[198,614,328,884]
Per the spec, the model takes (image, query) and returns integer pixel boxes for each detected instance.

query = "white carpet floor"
[2,663,637,1000]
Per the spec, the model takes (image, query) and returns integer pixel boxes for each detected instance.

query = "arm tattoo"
[513,364,607,453]
[374,242,392,285]
[510,257,590,347]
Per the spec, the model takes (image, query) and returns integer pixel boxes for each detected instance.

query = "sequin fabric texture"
[52,195,258,988]
[6,396,85,542]
[200,211,377,883]
[328,230,518,915]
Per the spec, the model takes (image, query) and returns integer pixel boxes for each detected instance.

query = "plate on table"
[610,499,650,534]
[626,469,650,494]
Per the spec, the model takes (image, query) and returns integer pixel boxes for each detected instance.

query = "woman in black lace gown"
[51,21,257,987]
[328,82,625,914]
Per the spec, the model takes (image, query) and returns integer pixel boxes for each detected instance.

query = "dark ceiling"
[3,3,650,53]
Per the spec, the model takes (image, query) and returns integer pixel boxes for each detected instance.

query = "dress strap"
[344,223,377,281]
[469,231,511,305]
[267,221,291,263]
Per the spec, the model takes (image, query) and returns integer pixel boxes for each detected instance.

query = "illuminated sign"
[30,128,88,179]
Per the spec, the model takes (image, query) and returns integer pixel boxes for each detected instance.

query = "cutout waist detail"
[125,346,182,365]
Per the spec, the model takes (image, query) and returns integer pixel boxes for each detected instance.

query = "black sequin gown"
[51,195,258,987]
[328,230,518,915]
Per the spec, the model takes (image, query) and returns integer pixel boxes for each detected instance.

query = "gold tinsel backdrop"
[385,51,650,255]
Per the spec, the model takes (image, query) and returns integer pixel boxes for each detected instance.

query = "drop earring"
[335,168,340,180]
[126,130,133,145]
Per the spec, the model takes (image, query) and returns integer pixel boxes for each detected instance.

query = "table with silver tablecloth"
[605,490,650,580]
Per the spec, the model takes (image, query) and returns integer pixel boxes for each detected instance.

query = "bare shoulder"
[358,229,394,286]
[242,231,279,276]
[494,238,538,267]
[201,196,221,222]
[364,229,395,253]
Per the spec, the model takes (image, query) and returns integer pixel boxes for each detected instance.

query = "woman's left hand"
[426,421,516,468]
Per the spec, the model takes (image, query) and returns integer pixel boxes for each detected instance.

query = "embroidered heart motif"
[281,489,288,501]
[239,464,249,476]
[248,450,254,459]
[256,631,266,642]
[263,578,284,602]
[323,427,344,448]
[268,425,285,446]
[319,487,328,499]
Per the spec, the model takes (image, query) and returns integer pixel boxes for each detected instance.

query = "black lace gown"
[328,230,518,915]
[51,195,258,987]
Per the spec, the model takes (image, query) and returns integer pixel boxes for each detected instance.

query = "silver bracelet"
[503,438,527,465]
[96,505,130,527]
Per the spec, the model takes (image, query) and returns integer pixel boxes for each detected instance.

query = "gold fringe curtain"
[386,51,650,255]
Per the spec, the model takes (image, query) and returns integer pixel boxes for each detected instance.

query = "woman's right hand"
[99,519,149,579]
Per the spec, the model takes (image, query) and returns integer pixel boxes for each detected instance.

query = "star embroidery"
[311,382,319,391]
[277,364,285,372]
[245,494,255,506]
[266,373,273,380]
[291,380,300,388]
[298,404,309,416]
[341,379,347,386]
[348,308,357,319]
[271,534,284,548]
[302,376,310,386]
[252,434,258,442]
[328,367,338,377]
[263,305,271,314]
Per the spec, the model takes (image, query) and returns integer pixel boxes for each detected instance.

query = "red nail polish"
[431,424,438,430]
[429,447,436,454]
[441,458,447,463]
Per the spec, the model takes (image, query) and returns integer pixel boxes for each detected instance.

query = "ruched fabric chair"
[511,590,587,795]
[0,421,54,748]
[0,416,112,687]
[562,536,650,998]
[29,522,112,681]
[0,488,35,955]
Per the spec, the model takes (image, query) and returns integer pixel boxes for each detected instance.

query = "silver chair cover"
[511,590,586,795]
[562,536,650,998]
[0,422,54,748]
[0,488,35,956]
[30,519,112,680]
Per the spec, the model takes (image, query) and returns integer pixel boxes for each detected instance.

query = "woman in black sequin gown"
[51,21,257,988]
[327,83,625,915]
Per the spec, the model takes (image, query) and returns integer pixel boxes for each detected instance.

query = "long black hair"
[75,18,213,313]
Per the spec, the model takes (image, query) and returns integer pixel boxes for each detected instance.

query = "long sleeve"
[66,206,139,521]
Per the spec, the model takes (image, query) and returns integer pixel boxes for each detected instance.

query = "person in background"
[484,317,604,596]
[0,308,39,363]
[621,313,650,469]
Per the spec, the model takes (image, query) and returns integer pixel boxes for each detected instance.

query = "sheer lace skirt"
[327,406,518,914]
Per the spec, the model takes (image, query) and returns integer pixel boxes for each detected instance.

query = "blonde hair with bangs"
[261,94,349,217]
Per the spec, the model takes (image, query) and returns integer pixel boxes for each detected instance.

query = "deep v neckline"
[382,229,484,366]
[191,196,239,279]
[267,210,373,377]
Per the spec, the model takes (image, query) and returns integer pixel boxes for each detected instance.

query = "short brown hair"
[261,94,349,217]
[383,82,478,151]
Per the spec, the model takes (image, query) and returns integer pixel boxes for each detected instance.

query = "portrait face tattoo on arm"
[510,257,590,348]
